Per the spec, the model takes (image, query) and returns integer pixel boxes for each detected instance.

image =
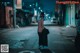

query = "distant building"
[0,1,13,28]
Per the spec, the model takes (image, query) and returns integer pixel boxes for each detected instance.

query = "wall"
[5,6,13,28]
[65,4,76,26]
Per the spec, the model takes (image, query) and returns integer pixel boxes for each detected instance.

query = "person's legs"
[43,35,48,49]
[44,35,48,46]
[38,32,44,49]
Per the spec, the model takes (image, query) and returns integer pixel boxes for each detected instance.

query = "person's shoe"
[43,46,48,49]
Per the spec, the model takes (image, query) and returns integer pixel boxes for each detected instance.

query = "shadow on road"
[40,49,53,53]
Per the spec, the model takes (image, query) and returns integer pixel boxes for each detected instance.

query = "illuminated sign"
[56,1,80,4]
[16,0,22,9]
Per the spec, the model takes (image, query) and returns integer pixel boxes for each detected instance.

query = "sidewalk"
[0,28,13,34]
[0,28,19,34]
[0,25,21,34]
[60,25,77,42]
[60,25,77,36]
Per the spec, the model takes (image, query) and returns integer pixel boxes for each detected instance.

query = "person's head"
[40,12,44,18]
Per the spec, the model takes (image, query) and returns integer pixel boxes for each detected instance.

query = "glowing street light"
[41,10,43,12]
[34,9,37,16]
[44,13,46,14]
[39,7,41,9]
[30,5,32,7]
[49,17,50,18]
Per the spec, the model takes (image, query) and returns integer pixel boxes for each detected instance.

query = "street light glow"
[41,10,42,12]
[49,17,50,18]
[34,9,37,16]
[30,5,32,7]
[46,14,49,16]
[39,7,41,9]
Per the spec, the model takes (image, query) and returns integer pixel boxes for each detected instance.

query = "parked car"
[51,16,58,25]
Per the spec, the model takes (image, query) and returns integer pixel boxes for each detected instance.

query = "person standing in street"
[38,12,49,49]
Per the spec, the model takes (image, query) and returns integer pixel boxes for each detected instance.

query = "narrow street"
[0,26,76,53]
[0,0,80,53]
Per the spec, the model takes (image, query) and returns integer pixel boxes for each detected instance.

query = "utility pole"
[13,0,16,28]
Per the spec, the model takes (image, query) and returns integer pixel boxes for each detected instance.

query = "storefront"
[56,0,80,26]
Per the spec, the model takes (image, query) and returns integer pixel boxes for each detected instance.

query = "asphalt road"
[0,26,76,53]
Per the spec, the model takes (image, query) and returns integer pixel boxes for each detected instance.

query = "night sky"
[40,0,56,13]
[23,0,56,13]
[1,0,56,13]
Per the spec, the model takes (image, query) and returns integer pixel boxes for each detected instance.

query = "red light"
[56,1,80,4]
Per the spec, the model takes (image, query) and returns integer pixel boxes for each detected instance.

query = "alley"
[0,26,76,53]
[0,0,80,53]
